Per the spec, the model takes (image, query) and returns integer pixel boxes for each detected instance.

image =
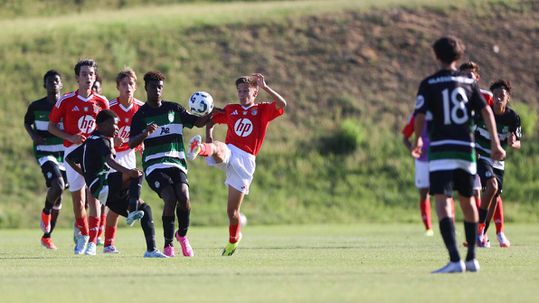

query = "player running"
[66,110,165,258]
[413,36,505,273]
[128,71,212,257]
[24,70,68,250]
[187,73,287,256]
[48,59,109,255]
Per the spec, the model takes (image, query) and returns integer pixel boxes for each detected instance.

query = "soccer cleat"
[431,261,465,274]
[425,229,434,237]
[73,222,81,244]
[103,245,120,254]
[40,211,51,234]
[126,210,144,227]
[144,249,168,258]
[74,235,90,255]
[175,231,194,257]
[222,232,242,256]
[465,259,480,272]
[40,237,57,250]
[497,232,511,248]
[163,244,175,257]
[187,135,202,160]
[85,242,97,256]
[96,237,104,246]
[478,233,491,248]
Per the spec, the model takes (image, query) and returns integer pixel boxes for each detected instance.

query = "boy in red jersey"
[187,73,287,256]
[48,59,109,255]
[103,68,145,254]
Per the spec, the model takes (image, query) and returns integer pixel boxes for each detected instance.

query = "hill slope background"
[0,0,537,227]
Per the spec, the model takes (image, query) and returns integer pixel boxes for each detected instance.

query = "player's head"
[116,67,137,100]
[235,76,258,106]
[432,36,465,65]
[490,79,511,107]
[74,59,98,91]
[96,109,119,137]
[92,73,103,95]
[43,70,63,94]
[144,71,165,102]
[459,61,480,81]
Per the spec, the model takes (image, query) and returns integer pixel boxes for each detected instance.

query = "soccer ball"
[239,213,248,227]
[188,91,214,116]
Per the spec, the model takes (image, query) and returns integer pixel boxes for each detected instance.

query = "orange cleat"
[41,237,57,250]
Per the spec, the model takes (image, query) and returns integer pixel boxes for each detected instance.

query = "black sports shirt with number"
[414,69,487,174]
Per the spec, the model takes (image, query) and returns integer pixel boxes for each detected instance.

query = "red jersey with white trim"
[110,97,144,152]
[49,91,109,147]
[212,101,284,156]
[481,89,493,106]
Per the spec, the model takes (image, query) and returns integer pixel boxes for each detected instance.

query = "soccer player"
[92,73,107,246]
[474,80,521,248]
[129,71,211,257]
[65,110,165,258]
[104,67,145,254]
[187,73,287,256]
[413,36,505,273]
[48,59,109,255]
[24,70,68,250]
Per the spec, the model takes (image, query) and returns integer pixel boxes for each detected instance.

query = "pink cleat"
[175,231,194,257]
[163,244,175,257]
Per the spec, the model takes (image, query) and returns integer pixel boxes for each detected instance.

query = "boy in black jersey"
[413,36,505,273]
[66,110,166,258]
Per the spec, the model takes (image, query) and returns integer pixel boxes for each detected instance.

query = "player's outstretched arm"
[253,73,287,109]
[480,106,506,160]
[105,156,141,177]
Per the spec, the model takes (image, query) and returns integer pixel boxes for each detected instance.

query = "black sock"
[162,215,175,246]
[176,207,190,237]
[464,221,477,261]
[43,199,53,215]
[46,208,60,237]
[478,208,488,223]
[128,176,143,212]
[439,217,460,262]
[139,204,156,252]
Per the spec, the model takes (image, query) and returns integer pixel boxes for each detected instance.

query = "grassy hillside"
[0,0,537,227]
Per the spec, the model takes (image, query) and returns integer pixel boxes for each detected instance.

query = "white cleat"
[126,210,144,226]
[144,249,168,258]
[431,261,465,274]
[103,245,120,254]
[74,235,90,255]
[497,232,511,248]
[85,242,97,256]
[187,135,202,161]
[465,259,480,272]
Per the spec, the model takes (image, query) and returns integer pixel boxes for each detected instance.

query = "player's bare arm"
[480,106,506,160]
[24,122,45,145]
[65,155,84,176]
[128,123,158,148]
[412,113,425,159]
[508,132,521,150]
[105,156,141,178]
[253,73,287,109]
[48,122,86,144]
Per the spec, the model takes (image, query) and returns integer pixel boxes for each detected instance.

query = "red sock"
[75,217,89,236]
[105,225,117,247]
[229,224,241,243]
[419,198,431,230]
[494,196,504,234]
[97,213,106,238]
[199,143,214,157]
[89,216,100,244]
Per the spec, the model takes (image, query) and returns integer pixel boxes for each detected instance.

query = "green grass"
[1,224,538,302]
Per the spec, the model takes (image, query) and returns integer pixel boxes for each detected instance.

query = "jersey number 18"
[442,87,469,125]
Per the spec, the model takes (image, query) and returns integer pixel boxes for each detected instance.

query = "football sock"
[439,217,460,262]
[47,208,60,237]
[162,216,175,246]
[128,175,143,212]
[43,200,53,215]
[97,212,106,239]
[140,204,156,251]
[89,216,100,243]
[75,217,89,236]
[104,225,117,247]
[229,224,241,243]
[464,221,477,261]
[176,207,190,237]
[199,143,214,157]
[478,208,488,224]
[419,197,432,230]
[494,196,504,233]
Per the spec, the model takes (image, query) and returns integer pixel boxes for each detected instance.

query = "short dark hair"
[432,36,465,64]
[143,71,166,85]
[43,70,61,86]
[235,76,257,88]
[116,67,137,85]
[96,109,118,125]
[459,61,479,73]
[490,79,512,94]
[74,59,98,76]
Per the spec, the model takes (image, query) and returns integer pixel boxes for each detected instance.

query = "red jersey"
[109,97,144,152]
[481,89,493,106]
[49,91,109,147]
[212,101,284,156]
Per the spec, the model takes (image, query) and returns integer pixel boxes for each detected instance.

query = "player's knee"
[51,177,66,193]
[488,178,498,192]
[227,208,240,220]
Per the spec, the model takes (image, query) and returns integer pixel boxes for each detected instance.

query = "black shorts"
[146,167,188,197]
[430,169,474,198]
[89,171,123,205]
[41,161,68,188]
[477,158,504,195]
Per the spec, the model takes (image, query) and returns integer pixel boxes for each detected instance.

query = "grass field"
[1,224,538,302]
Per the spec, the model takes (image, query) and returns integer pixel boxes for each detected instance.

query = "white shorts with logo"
[206,144,256,194]
[64,144,86,192]
[415,159,429,189]
[115,149,136,170]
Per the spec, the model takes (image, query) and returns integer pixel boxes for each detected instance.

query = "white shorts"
[64,144,86,192]
[115,149,136,169]
[473,174,482,190]
[414,160,429,189]
[206,144,256,194]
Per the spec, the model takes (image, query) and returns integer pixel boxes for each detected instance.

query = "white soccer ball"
[239,213,248,227]
[188,91,214,116]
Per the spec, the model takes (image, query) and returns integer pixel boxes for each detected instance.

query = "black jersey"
[67,130,113,186]
[414,69,487,173]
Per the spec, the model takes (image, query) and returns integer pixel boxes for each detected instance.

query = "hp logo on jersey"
[234,118,253,137]
[118,126,130,139]
[78,115,96,133]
